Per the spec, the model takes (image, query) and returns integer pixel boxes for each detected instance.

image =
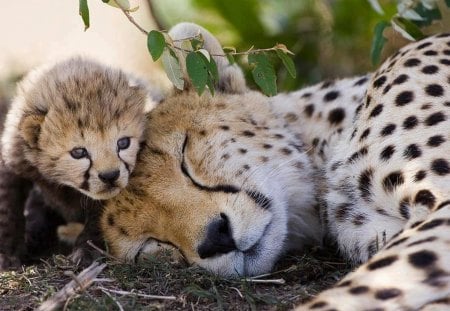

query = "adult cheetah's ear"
[168,22,248,94]
[20,114,45,149]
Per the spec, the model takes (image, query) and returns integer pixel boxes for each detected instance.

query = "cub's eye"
[70,147,88,159]
[117,137,131,150]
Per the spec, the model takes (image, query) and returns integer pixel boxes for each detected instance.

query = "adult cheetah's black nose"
[197,213,236,259]
[98,170,120,184]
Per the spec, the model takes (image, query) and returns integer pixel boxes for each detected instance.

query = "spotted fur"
[102,24,450,309]
[0,58,155,270]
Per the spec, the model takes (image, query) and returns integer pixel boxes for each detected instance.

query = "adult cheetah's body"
[102,23,450,309]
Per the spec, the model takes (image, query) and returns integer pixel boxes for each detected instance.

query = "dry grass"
[0,247,351,311]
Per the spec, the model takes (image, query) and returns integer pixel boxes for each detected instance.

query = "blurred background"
[0,0,449,98]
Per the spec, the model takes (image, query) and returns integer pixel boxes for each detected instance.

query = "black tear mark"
[80,154,93,191]
[245,190,272,209]
[181,135,240,194]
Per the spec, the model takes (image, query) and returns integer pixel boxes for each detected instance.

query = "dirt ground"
[0,247,351,311]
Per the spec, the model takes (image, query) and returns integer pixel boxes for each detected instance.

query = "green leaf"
[161,48,184,90]
[413,4,441,27]
[446,0,450,7]
[147,30,166,61]
[186,52,208,95]
[79,0,90,31]
[392,16,425,40]
[206,78,215,96]
[370,21,390,66]
[248,53,277,96]
[102,0,130,9]
[275,49,296,78]
[191,38,204,51]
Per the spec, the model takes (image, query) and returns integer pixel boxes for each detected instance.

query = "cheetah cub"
[0,57,156,270]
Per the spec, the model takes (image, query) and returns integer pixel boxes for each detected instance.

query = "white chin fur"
[195,216,286,277]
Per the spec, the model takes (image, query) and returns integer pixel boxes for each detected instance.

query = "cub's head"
[1,58,153,200]
[101,23,320,277]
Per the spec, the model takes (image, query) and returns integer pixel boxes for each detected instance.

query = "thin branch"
[97,286,177,301]
[101,288,125,311]
[110,0,284,57]
[242,278,286,285]
[111,0,148,35]
[86,240,122,262]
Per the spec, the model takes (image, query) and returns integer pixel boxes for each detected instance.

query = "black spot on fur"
[424,50,438,56]
[367,255,398,270]
[335,203,351,222]
[369,104,383,118]
[359,128,370,141]
[373,76,387,88]
[220,125,230,131]
[242,130,255,137]
[414,170,427,182]
[380,145,395,161]
[392,74,409,85]
[359,168,373,201]
[414,190,436,209]
[425,111,446,126]
[408,250,437,268]
[403,144,422,160]
[427,135,445,147]
[349,286,370,294]
[380,123,396,136]
[404,58,421,67]
[107,214,115,226]
[328,108,346,125]
[425,84,444,97]
[395,91,414,106]
[348,147,368,163]
[399,198,410,219]
[383,171,404,192]
[304,104,315,117]
[431,158,450,175]
[417,42,432,50]
[422,65,439,74]
[310,301,328,309]
[375,288,402,300]
[407,236,437,247]
[324,90,340,102]
[402,116,418,129]
[354,76,369,86]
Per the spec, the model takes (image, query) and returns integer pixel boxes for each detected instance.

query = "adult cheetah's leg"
[0,166,32,270]
[297,202,450,310]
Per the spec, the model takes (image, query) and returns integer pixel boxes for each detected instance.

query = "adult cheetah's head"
[1,57,153,200]
[100,23,320,277]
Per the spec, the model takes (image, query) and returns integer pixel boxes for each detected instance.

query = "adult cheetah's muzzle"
[197,213,237,259]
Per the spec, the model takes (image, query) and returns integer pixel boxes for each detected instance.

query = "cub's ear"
[127,75,165,113]
[168,22,247,94]
[20,114,45,149]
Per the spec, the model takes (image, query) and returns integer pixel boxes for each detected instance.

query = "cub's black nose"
[198,213,236,259]
[98,170,120,184]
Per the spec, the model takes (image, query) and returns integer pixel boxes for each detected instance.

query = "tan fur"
[0,57,154,269]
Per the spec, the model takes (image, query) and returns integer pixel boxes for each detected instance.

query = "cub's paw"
[0,253,21,271]
[68,243,103,267]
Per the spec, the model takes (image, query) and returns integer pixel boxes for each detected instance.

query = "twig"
[229,287,244,299]
[242,278,286,285]
[101,288,125,311]
[111,0,149,35]
[97,286,177,301]
[110,0,283,57]
[37,262,107,311]
[86,240,122,262]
